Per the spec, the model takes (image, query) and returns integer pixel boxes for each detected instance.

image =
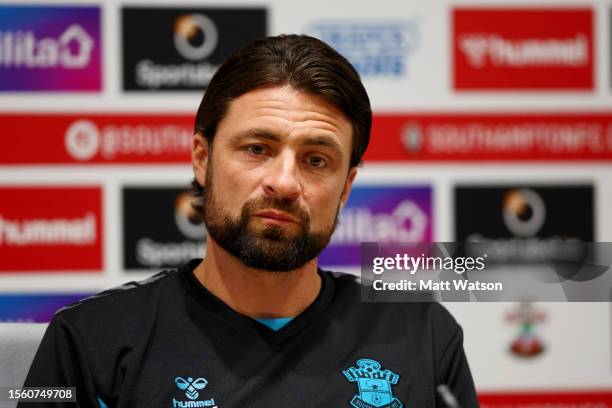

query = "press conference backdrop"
[0,0,611,405]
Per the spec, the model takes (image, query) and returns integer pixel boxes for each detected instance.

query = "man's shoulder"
[55,265,187,330]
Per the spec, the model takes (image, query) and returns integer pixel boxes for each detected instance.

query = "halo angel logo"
[506,302,546,357]
[175,377,208,400]
[343,358,403,408]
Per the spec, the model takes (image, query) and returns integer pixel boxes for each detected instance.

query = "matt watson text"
[372,279,503,291]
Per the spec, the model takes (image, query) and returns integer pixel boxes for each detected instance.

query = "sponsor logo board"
[123,186,206,270]
[0,293,91,322]
[0,114,193,164]
[319,186,432,267]
[0,5,101,91]
[306,20,420,79]
[0,187,103,271]
[453,8,593,90]
[122,7,266,91]
[366,113,612,162]
[10,113,612,165]
[454,185,594,262]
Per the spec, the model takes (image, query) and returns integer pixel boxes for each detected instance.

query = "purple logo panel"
[319,185,433,267]
[0,293,92,322]
[0,5,101,91]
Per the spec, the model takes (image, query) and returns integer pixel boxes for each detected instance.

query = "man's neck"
[193,239,322,319]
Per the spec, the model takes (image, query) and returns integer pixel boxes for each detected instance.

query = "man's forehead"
[223,86,353,139]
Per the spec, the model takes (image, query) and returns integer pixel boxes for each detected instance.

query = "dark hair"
[191,34,371,206]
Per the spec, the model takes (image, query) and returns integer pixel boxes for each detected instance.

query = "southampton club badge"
[343,358,403,408]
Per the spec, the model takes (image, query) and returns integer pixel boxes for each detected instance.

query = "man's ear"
[339,167,358,209]
[192,132,209,186]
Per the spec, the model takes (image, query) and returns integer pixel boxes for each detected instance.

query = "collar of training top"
[182,258,335,345]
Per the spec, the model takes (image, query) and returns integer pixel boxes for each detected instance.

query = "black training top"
[19,259,479,408]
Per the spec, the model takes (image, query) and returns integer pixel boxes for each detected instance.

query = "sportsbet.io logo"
[173,14,218,61]
[122,7,266,90]
[173,376,218,407]
[174,192,207,240]
[502,188,546,237]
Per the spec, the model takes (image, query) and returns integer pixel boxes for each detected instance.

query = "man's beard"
[200,167,339,272]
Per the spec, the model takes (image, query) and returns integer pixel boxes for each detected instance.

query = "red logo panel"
[453,8,594,90]
[0,187,103,272]
[0,114,193,165]
[366,113,612,162]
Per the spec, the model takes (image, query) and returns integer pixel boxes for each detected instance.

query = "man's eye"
[307,156,327,168]
[246,144,266,155]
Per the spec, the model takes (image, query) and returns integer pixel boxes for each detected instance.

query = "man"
[20,35,478,407]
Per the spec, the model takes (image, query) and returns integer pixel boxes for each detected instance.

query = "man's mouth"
[254,209,300,225]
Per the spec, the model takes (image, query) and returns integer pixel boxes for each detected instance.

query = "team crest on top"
[343,359,403,408]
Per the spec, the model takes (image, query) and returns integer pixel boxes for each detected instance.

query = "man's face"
[193,85,357,272]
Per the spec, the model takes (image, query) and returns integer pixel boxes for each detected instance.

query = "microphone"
[436,384,461,408]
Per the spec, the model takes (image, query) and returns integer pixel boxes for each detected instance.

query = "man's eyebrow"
[232,129,281,142]
[301,136,343,155]
[232,129,344,154]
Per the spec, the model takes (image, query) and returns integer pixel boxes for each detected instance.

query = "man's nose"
[262,152,301,201]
